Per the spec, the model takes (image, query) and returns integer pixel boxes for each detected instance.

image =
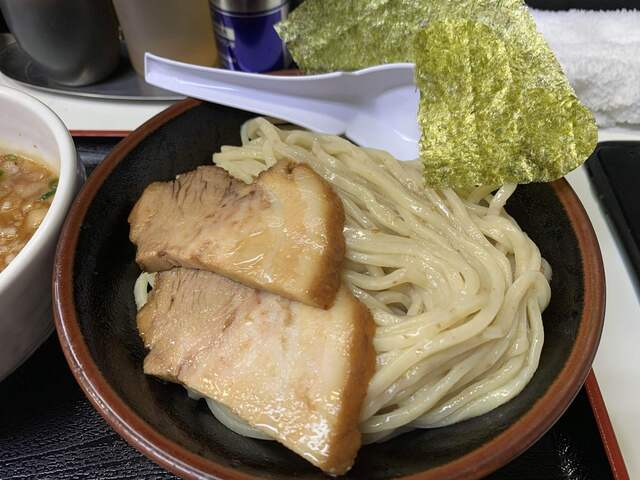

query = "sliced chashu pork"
[138,268,375,474]
[129,161,345,309]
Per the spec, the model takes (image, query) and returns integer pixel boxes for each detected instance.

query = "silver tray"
[0,34,183,101]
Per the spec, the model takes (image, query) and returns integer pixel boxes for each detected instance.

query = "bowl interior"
[68,102,590,479]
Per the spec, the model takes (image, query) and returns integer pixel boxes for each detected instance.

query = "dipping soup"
[0,151,57,272]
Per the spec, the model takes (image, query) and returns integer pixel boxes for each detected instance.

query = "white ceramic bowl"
[0,86,83,381]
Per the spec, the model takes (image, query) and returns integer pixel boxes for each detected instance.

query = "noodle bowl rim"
[52,98,605,480]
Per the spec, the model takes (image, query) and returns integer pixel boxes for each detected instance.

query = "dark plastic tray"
[586,142,640,287]
[525,0,639,10]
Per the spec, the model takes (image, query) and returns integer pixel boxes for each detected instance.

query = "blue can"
[210,0,291,73]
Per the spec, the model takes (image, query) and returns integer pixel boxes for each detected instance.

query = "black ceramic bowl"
[53,100,605,480]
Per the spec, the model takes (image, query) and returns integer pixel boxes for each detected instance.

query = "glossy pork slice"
[138,268,376,475]
[128,161,345,309]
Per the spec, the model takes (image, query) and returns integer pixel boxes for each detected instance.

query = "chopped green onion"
[2,153,17,162]
[40,190,55,200]
[40,178,58,200]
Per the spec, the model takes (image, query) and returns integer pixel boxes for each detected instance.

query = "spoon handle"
[145,53,357,134]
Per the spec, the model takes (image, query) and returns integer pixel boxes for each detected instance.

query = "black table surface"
[0,137,616,480]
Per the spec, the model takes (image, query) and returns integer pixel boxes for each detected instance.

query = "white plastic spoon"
[144,53,420,160]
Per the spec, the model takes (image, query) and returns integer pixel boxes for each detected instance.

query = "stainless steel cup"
[0,0,120,86]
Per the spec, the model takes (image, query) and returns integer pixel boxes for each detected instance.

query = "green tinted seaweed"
[277,0,597,188]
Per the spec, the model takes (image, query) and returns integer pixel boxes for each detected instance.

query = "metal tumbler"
[0,0,120,86]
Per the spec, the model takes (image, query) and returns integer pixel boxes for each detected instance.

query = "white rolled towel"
[531,8,640,127]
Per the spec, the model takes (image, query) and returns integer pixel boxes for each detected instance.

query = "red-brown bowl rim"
[52,98,606,480]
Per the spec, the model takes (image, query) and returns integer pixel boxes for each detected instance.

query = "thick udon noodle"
[135,118,551,444]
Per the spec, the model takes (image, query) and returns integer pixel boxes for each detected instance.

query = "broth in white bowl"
[0,151,58,271]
